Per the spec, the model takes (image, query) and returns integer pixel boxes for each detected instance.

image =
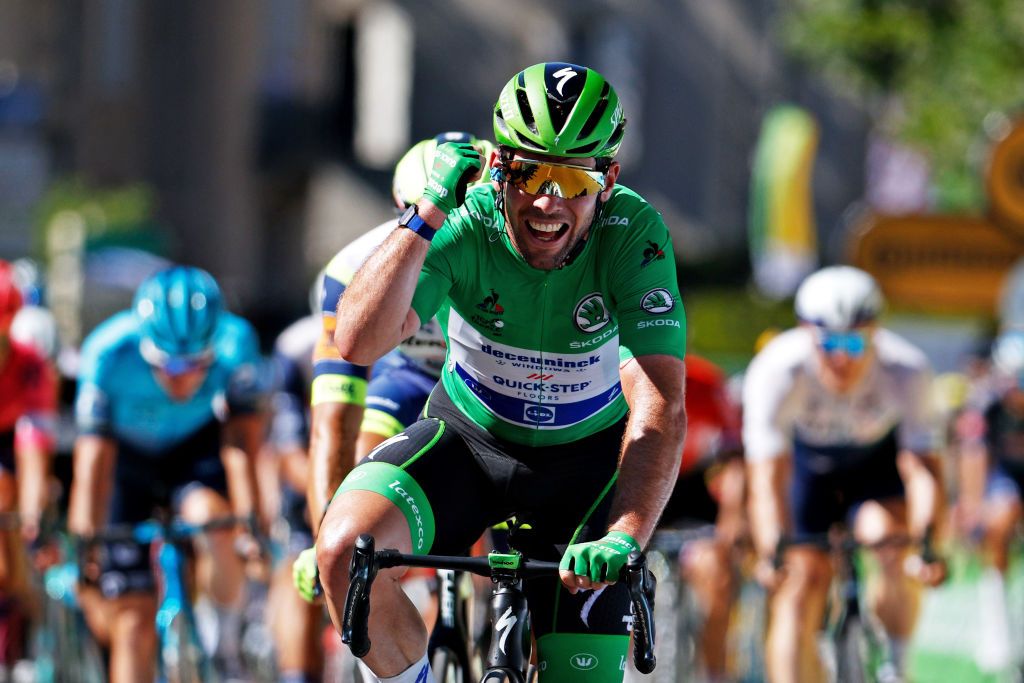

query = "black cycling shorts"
[352,382,632,639]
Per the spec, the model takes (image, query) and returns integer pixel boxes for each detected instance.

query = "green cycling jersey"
[411,183,686,447]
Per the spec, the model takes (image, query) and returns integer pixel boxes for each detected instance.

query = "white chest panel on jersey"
[742,327,938,462]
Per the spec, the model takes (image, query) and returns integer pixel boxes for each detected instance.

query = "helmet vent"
[516,89,538,135]
[546,94,573,136]
[567,140,600,155]
[578,97,608,140]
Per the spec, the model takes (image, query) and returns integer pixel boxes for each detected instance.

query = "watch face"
[399,205,418,227]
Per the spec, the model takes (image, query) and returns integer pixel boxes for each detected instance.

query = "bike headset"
[134,265,223,365]
[392,131,496,212]
[490,61,627,267]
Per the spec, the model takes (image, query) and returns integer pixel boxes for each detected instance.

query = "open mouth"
[526,219,569,243]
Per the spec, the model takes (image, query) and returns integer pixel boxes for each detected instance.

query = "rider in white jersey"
[744,265,946,683]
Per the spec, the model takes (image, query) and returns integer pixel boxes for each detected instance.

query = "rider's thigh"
[0,471,16,512]
[985,495,1023,539]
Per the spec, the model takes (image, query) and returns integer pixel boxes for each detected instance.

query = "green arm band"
[336,461,435,554]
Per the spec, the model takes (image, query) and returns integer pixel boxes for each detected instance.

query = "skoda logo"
[640,288,674,314]
[570,653,599,671]
[574,293,610,333]
[524,405,555,423]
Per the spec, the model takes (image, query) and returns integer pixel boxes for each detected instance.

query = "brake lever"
[341,533,378,657]
[624,551,657,674]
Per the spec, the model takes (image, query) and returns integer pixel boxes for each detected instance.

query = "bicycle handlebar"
[341,533,657,673]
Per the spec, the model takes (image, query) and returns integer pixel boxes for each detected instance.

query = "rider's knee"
[682,539,734,595]
[176,485,231,525]
[778,551,831,600]
[315,525,357,590]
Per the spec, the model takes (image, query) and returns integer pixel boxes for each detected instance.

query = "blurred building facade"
[0,0,869,338]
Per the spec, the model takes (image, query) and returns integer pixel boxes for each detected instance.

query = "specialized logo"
[574,293,610,333]
[641,240,665,267]
[570,653,599,671]
[640,288,674,314]
[552,66,578,96]
[495,606,518,654]
[524,404,555,423]
[476,289,505,314]
[366,433,409,460]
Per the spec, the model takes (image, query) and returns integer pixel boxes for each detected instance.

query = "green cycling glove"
[560,531,640,583]
[292,546,321,603]
[422,141,483,214]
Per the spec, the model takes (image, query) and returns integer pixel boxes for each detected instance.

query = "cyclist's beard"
[500,185,595,271]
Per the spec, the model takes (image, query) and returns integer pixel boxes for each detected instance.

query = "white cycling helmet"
[794,266,884,330]
[992,329,1024,378]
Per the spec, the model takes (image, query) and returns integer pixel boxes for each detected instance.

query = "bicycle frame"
[343,533,657,682]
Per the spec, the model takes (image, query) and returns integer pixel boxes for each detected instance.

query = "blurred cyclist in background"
[955,329,1024,573]
[265,276,324,683]
[744,265,946,682]
[293,132,494,594]
[0,259,57,668]
[657,353,744,682]
[288,133,494,681]
[68,265,266,683]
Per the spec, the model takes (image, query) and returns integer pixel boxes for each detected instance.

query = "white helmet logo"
[553,67,578,96]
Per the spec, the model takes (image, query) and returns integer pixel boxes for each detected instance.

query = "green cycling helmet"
[493,62,626,159]
[392,132,495,209]
[134,266,223,361]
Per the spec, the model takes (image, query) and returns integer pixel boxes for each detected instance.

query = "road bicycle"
[78,515,243,683]
[342,533,657,682]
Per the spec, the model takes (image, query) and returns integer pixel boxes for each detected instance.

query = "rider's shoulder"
[752,327,814,368]
[871,328,931,373]
[599,185,664,230]
[81,311,140,356]
[212,312,261,363]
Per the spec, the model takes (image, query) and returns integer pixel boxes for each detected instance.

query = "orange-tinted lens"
[505,160,605,198]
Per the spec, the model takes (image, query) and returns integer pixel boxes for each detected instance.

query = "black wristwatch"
[398,204,436,242]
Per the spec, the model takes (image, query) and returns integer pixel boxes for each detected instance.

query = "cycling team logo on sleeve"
[573,293,610,333]
[640,240,665,268]
[640,289,674,314]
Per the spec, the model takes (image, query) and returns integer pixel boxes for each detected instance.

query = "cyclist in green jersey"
[317,62,688,683]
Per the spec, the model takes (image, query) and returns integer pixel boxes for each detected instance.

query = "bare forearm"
[608,425,684,547]
[223,415,265,520]
[748,458,788,558]
[307,402,363,536]
[610,355,687,546]
[899,450,943,538]
[335,228,428,364]
[68,437,115,535]
[16,446,50,523]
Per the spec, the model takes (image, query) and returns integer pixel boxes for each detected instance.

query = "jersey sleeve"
[896,364,940,455]
[269,349,308,450]
[75,327,116,437]
[312,249,372,406]
[606,200,687,361]
[13,349,57,452]
[742,343,799,462]
[219,316,269,415]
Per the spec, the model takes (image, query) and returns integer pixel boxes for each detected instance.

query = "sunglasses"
[140,338,214,377]
[504,158,606,199]
[816,330,869,357]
